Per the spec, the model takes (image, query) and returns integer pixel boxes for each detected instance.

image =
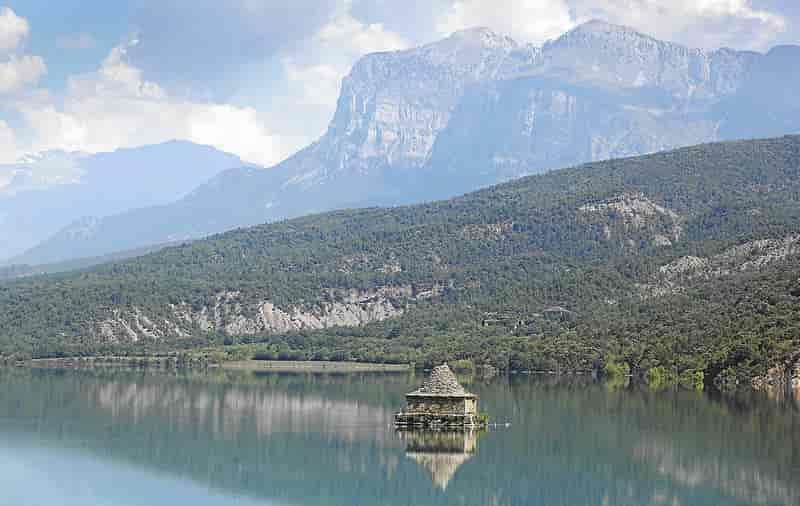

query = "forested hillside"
[2,136,799,388]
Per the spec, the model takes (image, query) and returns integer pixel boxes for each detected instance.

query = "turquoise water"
[0,368,797,506]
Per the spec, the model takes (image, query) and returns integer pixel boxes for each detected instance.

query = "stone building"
[395,363,484,428]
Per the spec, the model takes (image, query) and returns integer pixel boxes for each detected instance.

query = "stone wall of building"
[407,397,467,415]
[465,398,477,414]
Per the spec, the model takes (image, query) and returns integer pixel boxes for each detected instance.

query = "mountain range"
[1,135,799,388]
[10,20,800,266]
[0,141,244,262]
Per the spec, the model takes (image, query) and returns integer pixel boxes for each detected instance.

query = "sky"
[0,0,799,167]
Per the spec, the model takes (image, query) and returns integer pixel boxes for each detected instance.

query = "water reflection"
[399,430,483,490]
[0,368,797,506]
[91,374,396,443]
[633,438,800,506]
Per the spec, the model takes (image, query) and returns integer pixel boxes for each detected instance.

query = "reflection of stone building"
[395,363,484,428]
[400,429,482,490]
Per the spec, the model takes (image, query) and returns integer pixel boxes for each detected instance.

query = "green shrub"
[603,361,630,378]
[679,369,705,391]
[645,366,678,390]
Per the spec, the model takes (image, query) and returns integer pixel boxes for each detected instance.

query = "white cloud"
[0,120,18,164]
[13,39,288,166]
[0,54,45,94]
[283,60,343,107]
[432,0,785,51]
[0,6,28,53]
[436,0,576,45]
[0,8,45,95]
[4,5,410,168]
[570,0,786,51]
[315,13,408,56]
[283,11,408,111]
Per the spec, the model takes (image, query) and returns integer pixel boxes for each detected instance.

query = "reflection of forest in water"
[0,368,798,506]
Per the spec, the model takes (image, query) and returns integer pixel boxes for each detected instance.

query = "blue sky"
[1,0,799,166]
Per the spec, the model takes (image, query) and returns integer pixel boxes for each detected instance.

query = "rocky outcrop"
[93,287,421,344]
[794,362,800,391]
[460,222,513,240]
[664,235,800,279]
[579,192,683,247]
[639,234,800,298]
[752,356,800,393]
[337,253,405,275]
[97,307,188,343]
[174,288,408,336]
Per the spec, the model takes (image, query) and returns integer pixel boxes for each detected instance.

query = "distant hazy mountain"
[0,141,243,261]
[16,21,800,265]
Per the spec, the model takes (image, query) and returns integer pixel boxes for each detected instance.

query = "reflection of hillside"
[91,377,397,444]
[634,439,800,506]
[400,430,482,490]
[2,369,798,506]
[0,369,414,506]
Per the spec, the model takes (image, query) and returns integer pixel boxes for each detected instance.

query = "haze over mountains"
[0,141,244,262]
[9,20,800,265]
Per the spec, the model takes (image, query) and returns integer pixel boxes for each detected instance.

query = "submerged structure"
[395,363,485,428]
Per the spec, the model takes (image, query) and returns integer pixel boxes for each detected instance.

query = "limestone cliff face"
[329,28,517,169]
[279,28,520,190]
[310,20,757,186]
[396,21,756,186]
[93,287,416,344]
[173,289,405,336]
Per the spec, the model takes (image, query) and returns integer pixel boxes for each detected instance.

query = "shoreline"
[22,357,411,373]
[221,360,410,372]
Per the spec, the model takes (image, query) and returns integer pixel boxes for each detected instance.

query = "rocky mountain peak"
[538,18,754,101]
[563,19,649,39]
[444,26,518,51]
[316,26,520,179]
[549,18,680,52]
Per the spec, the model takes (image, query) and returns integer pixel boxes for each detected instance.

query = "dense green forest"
[1,136,799,388]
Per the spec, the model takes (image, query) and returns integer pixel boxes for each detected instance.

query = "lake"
[0,367,798,506]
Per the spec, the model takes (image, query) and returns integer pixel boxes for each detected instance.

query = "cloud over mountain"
[0,1,795,167]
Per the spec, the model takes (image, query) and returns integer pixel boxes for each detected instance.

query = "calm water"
[0,368,798,506]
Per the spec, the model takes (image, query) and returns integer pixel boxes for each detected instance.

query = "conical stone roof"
[407,363,475,397]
